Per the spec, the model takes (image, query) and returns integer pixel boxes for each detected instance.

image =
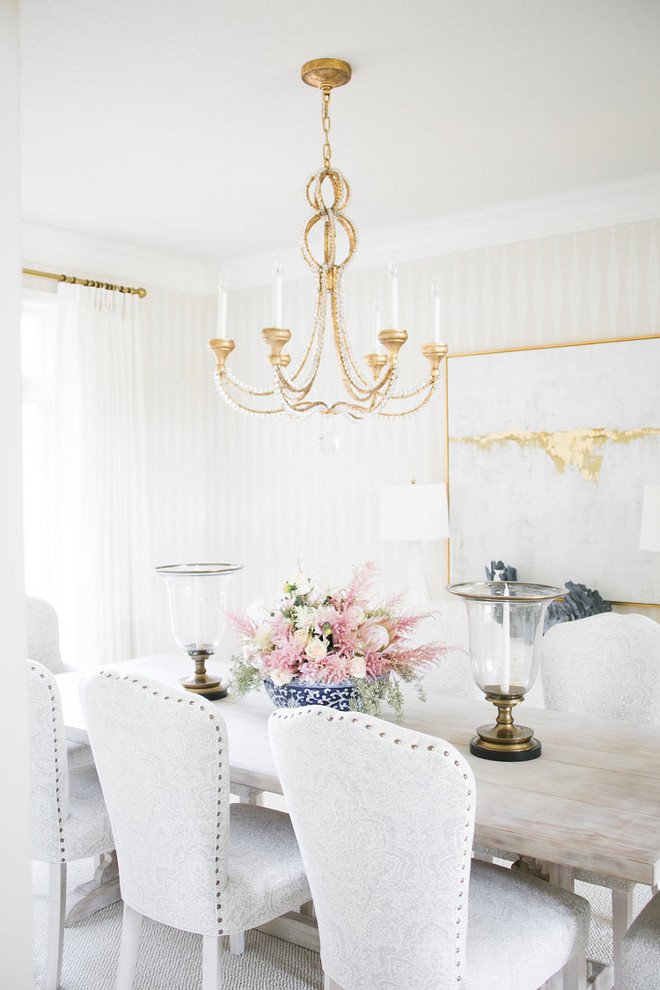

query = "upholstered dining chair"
[27,659,115,990]
[79,671,311,990]
[540,611,660,988]
[401,599,483,701]
[620,890,660,989]
[269,705,590,990]
[26,595,94,771]
[26,596,66,674]
[404,600,517,867]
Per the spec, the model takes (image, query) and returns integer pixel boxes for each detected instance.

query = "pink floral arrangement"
[228,562,441,717]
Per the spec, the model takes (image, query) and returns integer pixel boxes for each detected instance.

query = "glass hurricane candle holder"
[447,581,563,761]
[155,563,243,699]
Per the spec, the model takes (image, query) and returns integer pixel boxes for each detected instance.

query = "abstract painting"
[446,335,660,605]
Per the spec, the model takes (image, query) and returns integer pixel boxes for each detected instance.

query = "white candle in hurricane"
[271,264,283,328]
[388,264,399,328]
[216,281,228,337]
[500,583,511,693]
[193,581,204,651]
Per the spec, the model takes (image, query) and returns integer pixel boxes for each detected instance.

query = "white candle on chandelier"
[388,264,399,328]
[500,582,511,694]
[372,298,382,351]
[432,284,442,343]
[216,280,228,338]
[271,264,283,328]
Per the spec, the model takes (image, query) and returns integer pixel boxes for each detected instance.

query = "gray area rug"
[32,859,323,990]
[32,858,651,989]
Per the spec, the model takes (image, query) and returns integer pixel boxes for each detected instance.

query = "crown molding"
[22,172,660,295]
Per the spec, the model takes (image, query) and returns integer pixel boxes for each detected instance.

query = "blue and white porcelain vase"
[263,677,371,711]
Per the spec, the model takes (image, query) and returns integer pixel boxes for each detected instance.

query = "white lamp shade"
[380,483,449,542]
[640,485,660,552]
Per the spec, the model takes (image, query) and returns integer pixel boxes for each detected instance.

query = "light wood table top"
[57,653,660,889]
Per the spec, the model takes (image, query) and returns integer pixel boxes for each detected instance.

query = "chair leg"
[612,888,633,990]
[202,935,224,990]
[229,931,245,955]
[115,904,143,990]
[45,862,66,990]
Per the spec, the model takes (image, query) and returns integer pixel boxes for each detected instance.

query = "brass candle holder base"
[470,688,542,762]
[180,651,228,700]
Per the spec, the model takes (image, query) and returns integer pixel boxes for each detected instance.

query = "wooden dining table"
[57,652,660,988]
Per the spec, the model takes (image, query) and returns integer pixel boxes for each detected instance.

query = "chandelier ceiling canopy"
[209,58,448,420]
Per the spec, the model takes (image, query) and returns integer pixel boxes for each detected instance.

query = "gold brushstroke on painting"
[452,427,660,483]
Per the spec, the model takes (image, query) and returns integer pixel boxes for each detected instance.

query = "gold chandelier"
[209,58,448,420]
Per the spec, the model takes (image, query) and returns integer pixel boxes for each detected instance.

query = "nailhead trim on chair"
[271,706,474,981]
[97,670,228,934]
[30,663,68,862]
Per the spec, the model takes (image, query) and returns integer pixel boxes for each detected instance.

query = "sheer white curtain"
[49,283,143,664]
[28,282,221,666]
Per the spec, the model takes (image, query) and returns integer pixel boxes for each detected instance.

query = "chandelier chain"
[322,90,332,169]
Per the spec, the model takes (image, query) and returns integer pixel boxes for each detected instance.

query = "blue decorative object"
[263,677,369,711]
[544,581,611,632]
[485,560,518,582]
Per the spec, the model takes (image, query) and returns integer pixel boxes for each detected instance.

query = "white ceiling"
[19,0,660,275]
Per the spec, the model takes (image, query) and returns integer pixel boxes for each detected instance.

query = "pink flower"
[360,620,390,653]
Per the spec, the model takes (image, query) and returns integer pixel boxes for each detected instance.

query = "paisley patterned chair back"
[80,671,310,990]
[540,611,660,723]
[27,659,114,990]
[401,599,482,701]
[539,610,660,988]
[26,596,65,674]
[269,705,590,990]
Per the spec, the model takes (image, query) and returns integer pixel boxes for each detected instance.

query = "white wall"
[205,219,660,612]
[22,208,660,666]
[1,1,34,984]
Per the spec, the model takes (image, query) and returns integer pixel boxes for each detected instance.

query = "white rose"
[293,630,310,651]
[292,572,312,594]
[305,637,327,661]
[253,624,273,649]
[349,655,367,678]
[271,669,294,686]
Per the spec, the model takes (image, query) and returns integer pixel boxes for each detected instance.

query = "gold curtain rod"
[22,268,147,298]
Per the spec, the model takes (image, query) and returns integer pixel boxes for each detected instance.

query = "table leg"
[65,851,121,925]
[545,863,611,990]
[258,910,320,952]
[231,783,264,806]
